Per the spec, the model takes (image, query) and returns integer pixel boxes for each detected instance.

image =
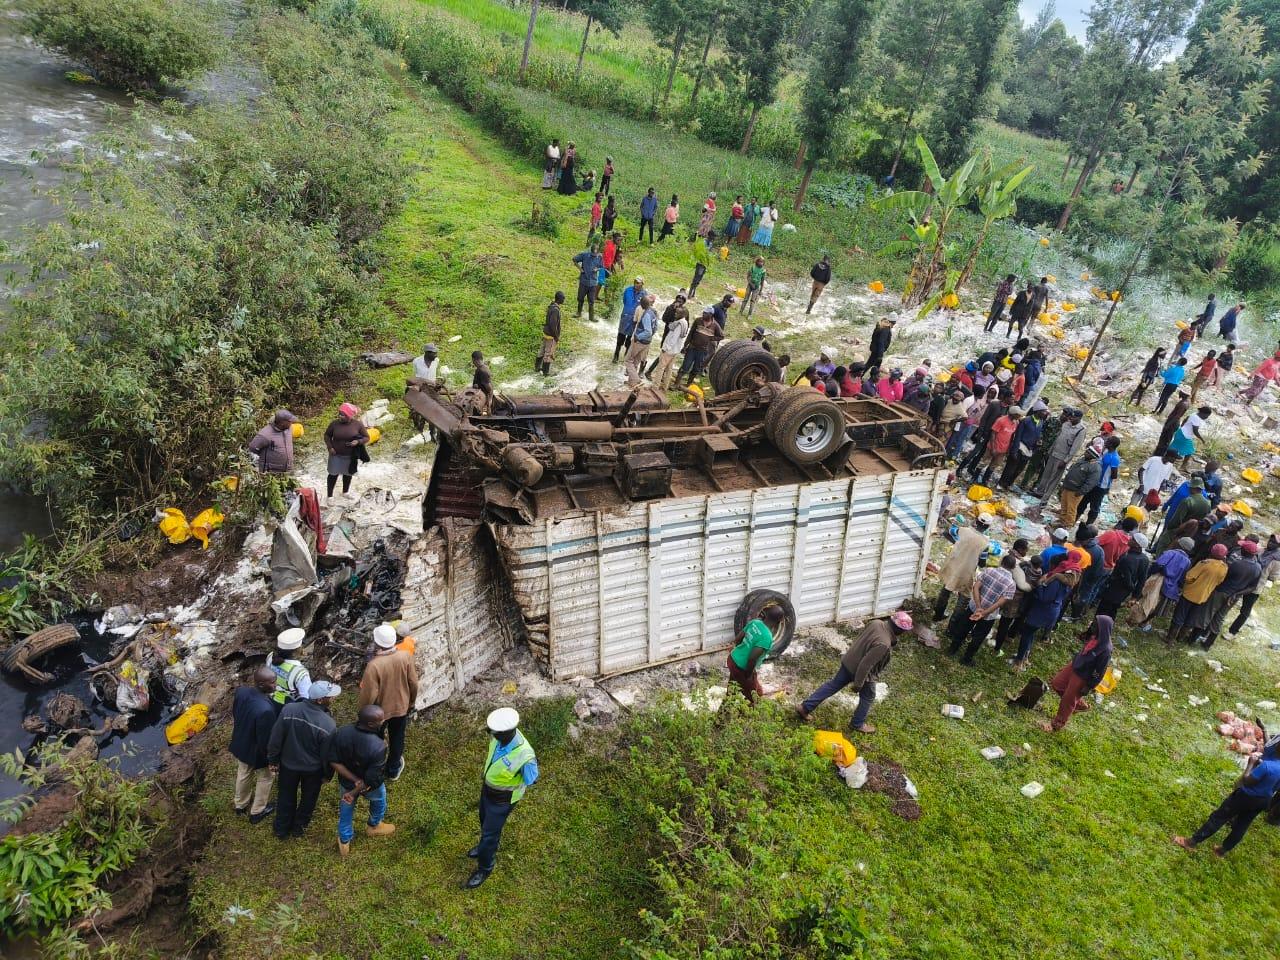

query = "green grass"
[420,0,690,98]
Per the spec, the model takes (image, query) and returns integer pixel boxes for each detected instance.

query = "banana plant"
[872,135,979,307]
[956,154,1035,290]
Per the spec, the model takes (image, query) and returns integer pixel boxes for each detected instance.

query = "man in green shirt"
[741,257,767,317]
[726,606,784,703]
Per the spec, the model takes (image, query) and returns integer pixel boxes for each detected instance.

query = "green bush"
[1009,182,1064,229]
[1229,225,1280,294]
[622,693,871,959]
[0,12,407,516]
[18,0,221,90]
[0,745,153,939]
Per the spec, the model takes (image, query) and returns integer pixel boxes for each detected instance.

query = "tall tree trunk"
[690,20,716,109]
[519,0,540,83]
[663,25,686,106]
[794,160,815,210]
[793,141,807,170]
[957,220,991,290]
[1060,153,1075,183]
[888,7,948,180]
[575,14,592,81]
[740,104,761,154]
[1079,239,1146,379]
[1124,161,1140,193]
[1057,146,1100,231]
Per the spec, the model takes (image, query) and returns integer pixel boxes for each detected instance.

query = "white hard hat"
[276,628,305,651]
[487,707,520,733]
[373,623,397,649]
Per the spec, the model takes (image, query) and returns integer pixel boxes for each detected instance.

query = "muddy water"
[0,617,174,808]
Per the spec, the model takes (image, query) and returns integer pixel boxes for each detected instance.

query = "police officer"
[466,707,538,889]
[267,628,311,708]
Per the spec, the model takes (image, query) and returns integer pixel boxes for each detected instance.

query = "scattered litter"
[1257,700,1277,711]
[1206,660,1224,673]
[501,681,518,695]
[1145,683,1168,694]
[165,703,209,744]
[980,746,1005,761]
[1215,711,1264,755]
[610,687,637,708]
[1188,695,1210,707]
[680,685,726,712]
[941,703,965,719]
[1134,713,1148,723]
[1020,781,1044,799]
[839,756,869,789]
[903,776,918,799]
[1104,770,1116,779]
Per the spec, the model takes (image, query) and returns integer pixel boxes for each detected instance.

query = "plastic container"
[967,484,994,502]
[291,422,305,438]
[367,426,382,444]
[735,287,747,299]
[1094,666,1118,695]
[165,703,209,745]
[980,746,1005,760]
[1241,468,1263,484]
[1020,781,1044,798]
[813,730,857,767]
[868,280,885,294]
[941,703,965,719]
[1233,500,1253,517]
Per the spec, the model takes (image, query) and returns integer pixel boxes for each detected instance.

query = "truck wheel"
[733,588,796,660]
[763,385,818,440]
[706,340,754,387]
[714,345,782,394]
[767,392,847,464]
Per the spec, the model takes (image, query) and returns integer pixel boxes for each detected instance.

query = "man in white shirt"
[1132,450,1178,508]
[412,343,439,384]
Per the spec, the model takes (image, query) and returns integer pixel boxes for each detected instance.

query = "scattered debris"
[839,756,869,789]
[2,622,81,683]
[1104,770,1116,779]
[941,703,965,719]
[1215,711,1264,755]
[1020,781,1044,799]
[1188,695,1210,707]
[980,746,1005,761]
[863,758,922,820]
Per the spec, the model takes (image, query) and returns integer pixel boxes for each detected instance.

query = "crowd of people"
[229,622,536,888]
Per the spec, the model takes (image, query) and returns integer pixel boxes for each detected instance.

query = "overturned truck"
[401,344,948,687]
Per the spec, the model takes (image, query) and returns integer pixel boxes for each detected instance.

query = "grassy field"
[183,44,1280,958]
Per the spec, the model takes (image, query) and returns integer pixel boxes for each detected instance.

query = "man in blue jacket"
[230,666,279,824]
[615,276,646,363]
[571,243,603,324]
[638,187,658,244]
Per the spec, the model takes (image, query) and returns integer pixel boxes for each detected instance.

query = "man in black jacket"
[230,667,279,824]
[269,680,339,841]
[807,254,832,314]
[1095,534,1151,621]
[329,705,393,856]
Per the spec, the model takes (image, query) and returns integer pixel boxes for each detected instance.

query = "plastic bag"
[189,508,224,550]
[158,507,192,545]
[839,756,869,789]
[165,703,209,745]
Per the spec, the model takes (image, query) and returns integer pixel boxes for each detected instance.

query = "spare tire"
[733,588,797,660]
[767,391,847,464]
[764,385,820,441]
[706,339,754,387]
[714,345,783,394]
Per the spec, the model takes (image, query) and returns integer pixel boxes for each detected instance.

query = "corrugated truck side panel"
[494,466,946,680]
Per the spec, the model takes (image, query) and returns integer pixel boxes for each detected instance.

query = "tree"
[794,0,878,208]
[997,3,1085,137]
[1187,0,1280,225]
[866,0,962,180]
[687,0,734,109]
[520,0,541,82]
[645,0,693,106]
[1079,4,1271,377]
[568,0,625,80]
[729,0,803,152]
[923,0,1019,169]
[872,136,981,306]
[1055,0,1198,231]
[957,155,1034,288]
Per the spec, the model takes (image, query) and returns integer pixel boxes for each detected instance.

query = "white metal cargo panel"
[493,467,947,680]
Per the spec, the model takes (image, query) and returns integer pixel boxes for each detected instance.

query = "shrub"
[1009,182,1064,229]
[0,12,407,517]
[622,693,872,959]
[0,744,153,939]
[18,0,221,90]
[1229,224,1280,295]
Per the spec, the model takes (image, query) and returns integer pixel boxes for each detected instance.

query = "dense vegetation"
[17,0,222,90]
[0,7,407,525]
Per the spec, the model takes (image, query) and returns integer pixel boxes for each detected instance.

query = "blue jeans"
[1015,623,1042,664]
[338,782,386,843]
[476,790,515,873]
[801,665,876,727]
[946,423,975,459]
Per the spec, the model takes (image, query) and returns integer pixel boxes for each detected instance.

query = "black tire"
[733,588,797,660]
[706,340,754,387]
[764,385,820,441]
[714,345,783,394]
[768,392,847,464]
